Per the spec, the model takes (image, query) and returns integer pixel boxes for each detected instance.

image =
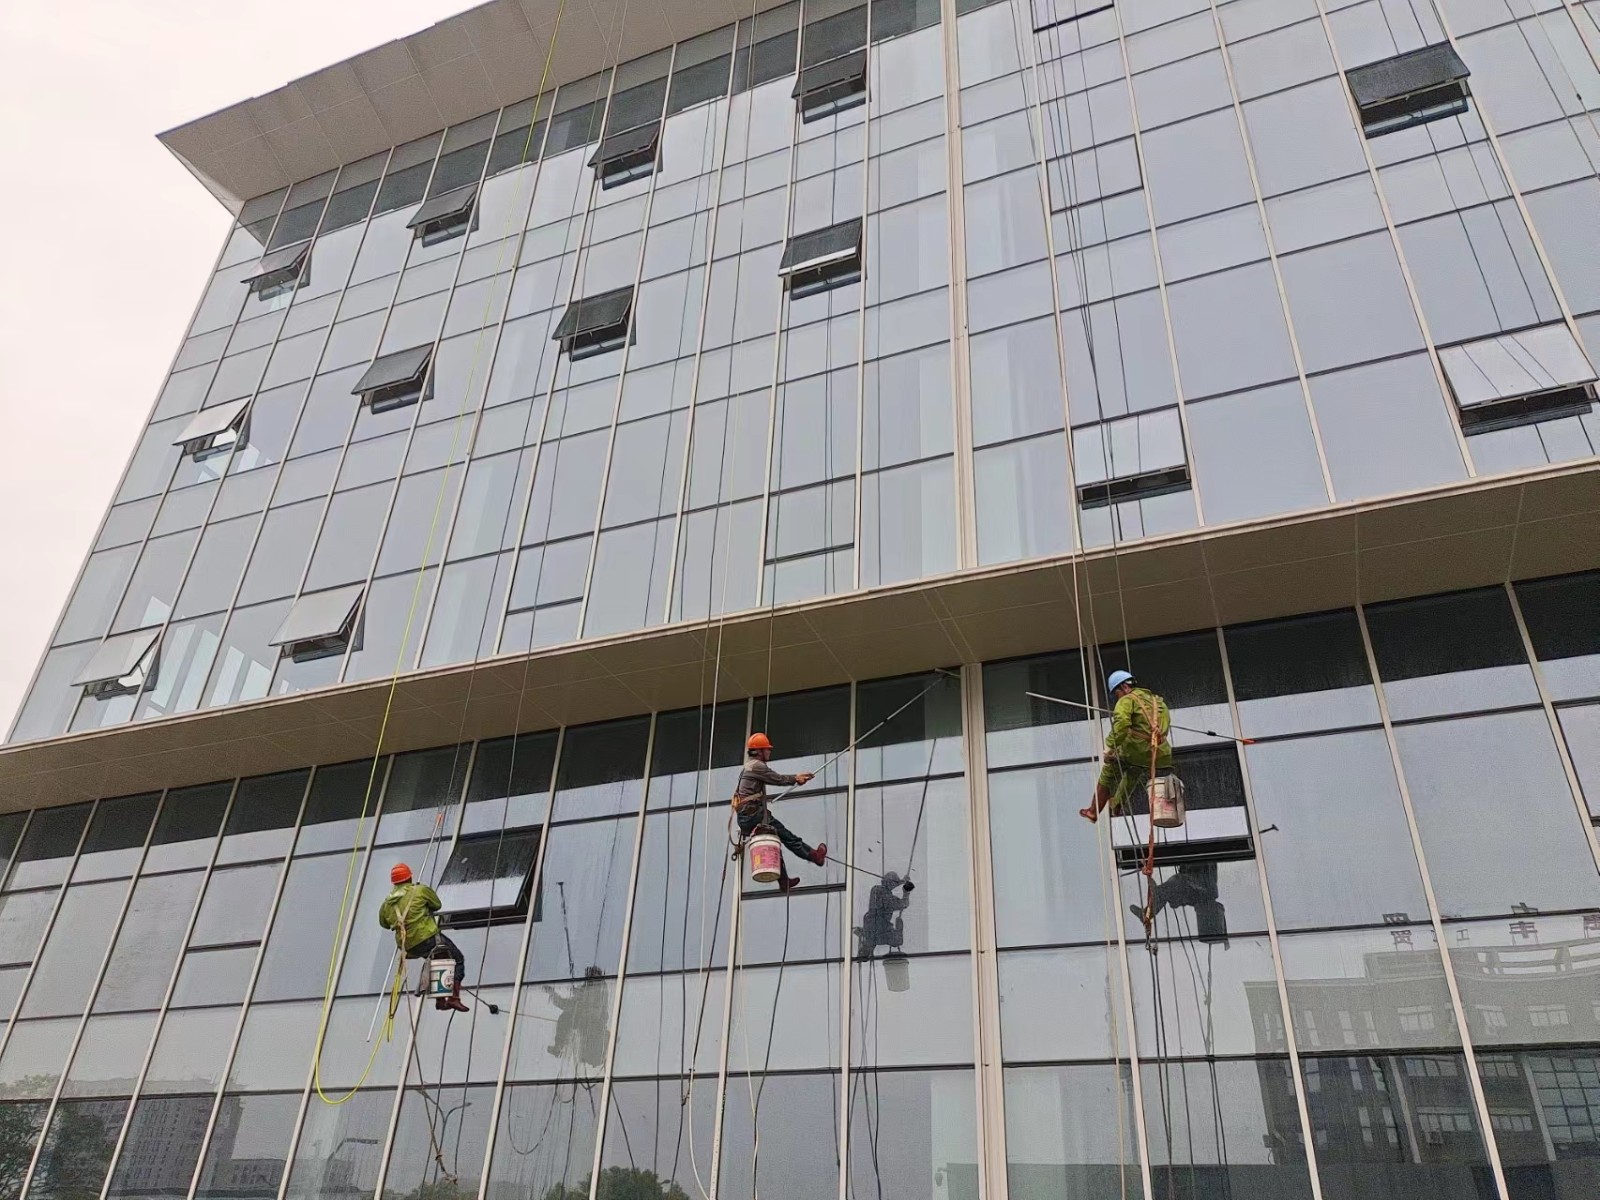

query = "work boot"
[809,842,828,866]
[778,874,800,893]
[444,982,470,1013]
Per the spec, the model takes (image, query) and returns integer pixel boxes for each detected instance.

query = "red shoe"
[810,843,828,866]
[445,996,470,1013]
[434,997,451,1011]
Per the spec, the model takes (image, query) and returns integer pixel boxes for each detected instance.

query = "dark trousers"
[736,802,816,877]
[407,932,466,984]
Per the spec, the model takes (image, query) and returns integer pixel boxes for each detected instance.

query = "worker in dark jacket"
[855,871,913,960]
[379,863,469,1012]
[1081,670,1172,823]
[733,732,826,891]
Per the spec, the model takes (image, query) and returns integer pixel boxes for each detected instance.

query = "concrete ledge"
[3,462,1597,811]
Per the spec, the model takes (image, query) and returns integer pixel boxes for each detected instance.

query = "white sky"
[0,1,472,731]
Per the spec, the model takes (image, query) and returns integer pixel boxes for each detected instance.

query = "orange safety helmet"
[746,732,773,752]
[391,862,413,885]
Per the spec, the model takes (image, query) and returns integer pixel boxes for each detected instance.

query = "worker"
[733,732,826,892]
[1080,670,1172,823]
[854,871,914,960]
[543,965,610,1070]
[378,863,469,1012]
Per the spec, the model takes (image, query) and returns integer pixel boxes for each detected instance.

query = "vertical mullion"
[18,790,166,1199]
[1352,603,1512,1200]
[182,768,313,1200]
[96,777,243,1200]
[940,0,979,570]
[0,807,36,892]
[850,4,874,592]
[657,45,742,625]
[584,712,659,1200]
[837,681,859,1200]
[1212,629,1325,1200]
[472,723,566,1200]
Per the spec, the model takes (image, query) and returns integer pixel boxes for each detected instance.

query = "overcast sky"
[0,1,471,731]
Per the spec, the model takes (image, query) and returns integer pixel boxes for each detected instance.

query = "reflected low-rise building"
[2,1,1600,1199]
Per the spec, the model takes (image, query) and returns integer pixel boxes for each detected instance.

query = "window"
[589,122,662,188]
[551,286,635,359]
[173,397,250,461]
[405,183,478,246]
[779,218,863,299]
[1439,323,1597,434]
[435,829,542,924]
[1111,744,1253,871]
[1346,44,1471,138]
[794,49,868,121]
[1072,409,1191,509]
[268,583,363,662]
[350,344,433,412]
[72,628,160,698]
[242,240,309,300]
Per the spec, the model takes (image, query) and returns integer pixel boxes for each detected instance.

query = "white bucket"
[1149,773,1186,829]
[748,832,784,884]
[428,956,457,997]
[882,952,911,993]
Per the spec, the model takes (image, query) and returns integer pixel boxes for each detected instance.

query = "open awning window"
[351,345,433,413]
[779,218,863,299]
[405,183,479,246]
[269,584,364,662]
[1346,43,1471,137]
[552,286,635,360]
[589,122,662,189]
[242,241,310,300]
[1073,409,1191,508]
[73,628,161,698]
[173,398,250,460]
[793,49,868,122]
[435,829,543,924]
[1440,323,1597,434]
[1111,745,1253,871]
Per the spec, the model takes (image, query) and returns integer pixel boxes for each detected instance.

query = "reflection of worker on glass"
[543,966,610,1069]
[854,872,914,960]
[1132,862,1227,941]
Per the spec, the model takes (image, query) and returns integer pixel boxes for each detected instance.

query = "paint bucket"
[748,832,784,884]
[428,955,457,997]
[1149,772,1186,829]
[882,952,911,993]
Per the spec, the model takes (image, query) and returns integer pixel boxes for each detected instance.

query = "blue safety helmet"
[1107,670,1135,693]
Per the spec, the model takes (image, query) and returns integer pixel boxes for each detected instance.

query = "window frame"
[350,345,434,413]
[551,286,636,360]
[1346,44,1472,138]
[242,241,311,301]
[268,584,365,663]
[71,628,162,699]
[435,827,544,926]
[405,183,480,247]
[779,218,864,299]
[588,121,663,189]
[793,49,868,122]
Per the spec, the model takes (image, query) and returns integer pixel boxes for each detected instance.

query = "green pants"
[1098,757,1145,811]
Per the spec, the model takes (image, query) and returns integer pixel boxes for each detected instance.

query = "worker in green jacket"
[1080,671,1172,823]
[379,863,469,1012]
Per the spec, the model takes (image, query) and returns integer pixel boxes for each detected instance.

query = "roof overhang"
[158,0,788,214]
[3,461,1598,812]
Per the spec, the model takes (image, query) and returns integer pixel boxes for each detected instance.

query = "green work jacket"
[1107,687,1173,771]
[378,882,442,950]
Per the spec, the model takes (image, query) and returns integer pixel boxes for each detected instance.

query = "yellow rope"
[307,0,571,1106]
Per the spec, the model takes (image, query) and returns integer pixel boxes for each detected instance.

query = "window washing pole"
[1023,690,1258,746]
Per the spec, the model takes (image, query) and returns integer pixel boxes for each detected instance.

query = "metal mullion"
[576,47,683,637]
[99,167,352,739]
[0,807,34,894]
[850,4,875,594]
[181,767,314,1200]
[2,184,260,742]
[97,777,242,1200]
[707,809,746,1200]
[957,664,1008,1200]
[1561,0,1600,70]
[1431,4,1599,392]
[491,86,625,655]
[176,148,397,710]
[18,788,167,1199]
[657,52,745,626]
[837,681,859,1200]
[1203,0,1337,509]
[1503,582,1600,874]
[411,109,560,663]
[334,109,512,685]
[363,992,422,1200]
[272,753,397,1200]
[1307,0,1478,477]
[940,0,979,569]
[1212,629,1325,1200]
[752,34,807,604]
[1351,603,1512,1200]
[0,798,99,1063]
[473,723,566,1200]
[584,712,659,1200]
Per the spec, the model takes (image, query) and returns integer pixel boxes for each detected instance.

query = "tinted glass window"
[73,793,159,881]
[94,871,204,1013]
[1366,588,1537,719]
[218,769,307,863]
[551,719,650,820]
[144,781,232,873]
[1515,573,1600,702]
[108,1096,214,1199]
[193,1092,299,1199]
[1225,610,1378,737]
[7,804,90,890]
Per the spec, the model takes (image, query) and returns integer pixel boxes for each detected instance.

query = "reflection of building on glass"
[202,1094,284,1198]
[854,872,912,960]
[543,967,611,1070]
[110,1097,213,1194]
